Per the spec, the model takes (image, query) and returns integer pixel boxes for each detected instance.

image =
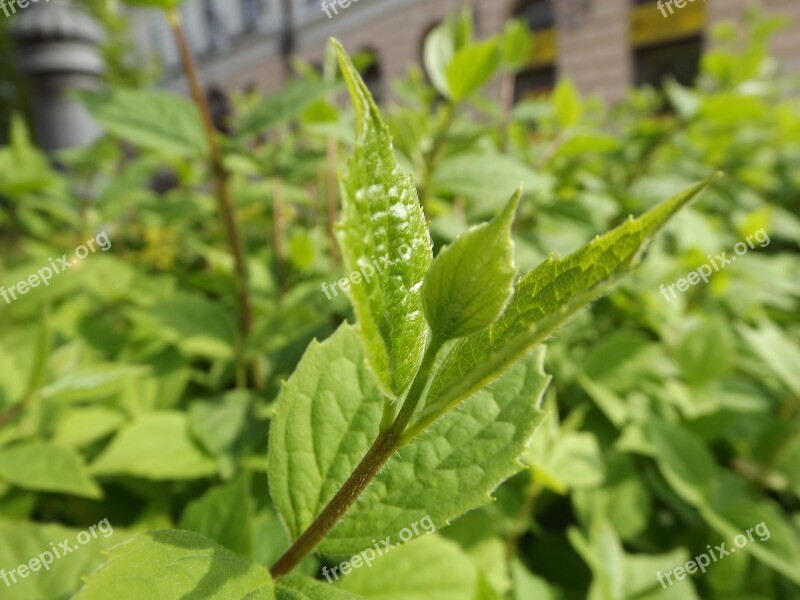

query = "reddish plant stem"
[269,340,441,578]
[269,429,399,578]
[167,9,254,368]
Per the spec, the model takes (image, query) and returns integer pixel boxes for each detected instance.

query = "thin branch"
[167,9,254,376]
[270,429,399,578]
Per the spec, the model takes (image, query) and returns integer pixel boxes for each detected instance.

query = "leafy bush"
[0,5,798,600]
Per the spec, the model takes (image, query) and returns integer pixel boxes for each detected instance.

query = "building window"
[634,37,702,88]
[515,66,557,101]
[241,0,264,31]
[204,0,227,51]
[513,0,557,101]
[514,0,555,32]
[357,48,383,104]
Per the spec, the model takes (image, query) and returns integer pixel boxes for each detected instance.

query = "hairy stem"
[270,338,442,577]
[167,9,254,378]
[269,429,400,578]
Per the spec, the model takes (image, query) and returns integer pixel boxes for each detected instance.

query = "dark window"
[241,0,263,31]
[634,37,702,88]
[515,66,557,101]
[204,0,227,50]
[513,0,555,31]
[357,49,383,104]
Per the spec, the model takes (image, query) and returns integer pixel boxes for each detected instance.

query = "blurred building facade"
[130,0,800,102]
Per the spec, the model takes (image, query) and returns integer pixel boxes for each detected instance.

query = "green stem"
[392,338,442,433]
[418,102,458,203]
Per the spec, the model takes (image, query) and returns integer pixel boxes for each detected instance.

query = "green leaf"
[252,506,292,572]
[572,455,651,541]
[53,407,126,449]
[73,530,274,600]
[237,81,339,139]
[0,113,59,197]
[529,432,606,493]
[78,89,207,158]
[324,347,547,554]
[268,324,384,543]
[445,40,502,102]
[188,391,252,456]
[422,190,519,341]
[422,11,473,99]
[738,319,800,397]
[552,78,582,128]
[704,474,800,587]
[431,152,553,215]
[39,365,147,404]
[90,412,217,480]
[642,421,800,586]
[179,474,253,557]
[567,520,624,600]
[664,77,701,119]
[675,317,734,387]
[277,575,363,599]
[510,559,559,600]
[25,306,51,397]
[332,39,433,397]
[416,175,720,430]
[423,25,455,98]
[268,323,548,555]
[644,419,717,506]
[0,442,101,499]
[0,518,120,600]
[135,293,236,360]
[581,331,662,392]
[500,20,532,70]
[623,550,701,600]
[336,536,478,600]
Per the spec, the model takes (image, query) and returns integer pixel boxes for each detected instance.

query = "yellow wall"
[629,1,705,47]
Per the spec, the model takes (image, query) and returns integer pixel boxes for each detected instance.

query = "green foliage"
[78,89,207,158]
[417,176,718,429]
[336,536,479,600]
[179,474,254,556]
[237,81,340,141]
[0,441,101,499]
[421,190,519,341]
[72,530,274,599]
[89,412,217,480]
[278,575,361,599]
[0,519,118,600]
[332,39,432,397]
[269,324,549,555]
